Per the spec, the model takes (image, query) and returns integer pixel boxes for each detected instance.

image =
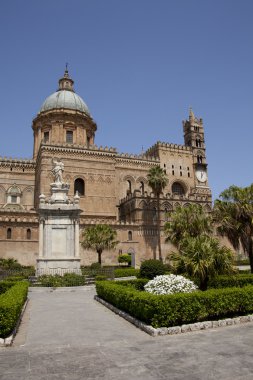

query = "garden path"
[0,286,253,380]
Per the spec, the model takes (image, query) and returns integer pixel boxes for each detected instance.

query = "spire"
[189,107,195,121]
[58,65,74,92]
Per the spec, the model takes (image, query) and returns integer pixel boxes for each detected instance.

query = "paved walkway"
[0,286,253,380]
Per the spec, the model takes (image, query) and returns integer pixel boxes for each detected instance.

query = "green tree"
[214,184,253,273]
[81,224,118,265]
[164,204,213,246]
[147,166,168,261]
[169,235,234,290]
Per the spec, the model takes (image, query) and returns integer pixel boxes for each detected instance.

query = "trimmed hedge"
[208,274,253,289]
[0,281,29,338]
[114,278,149,290]
[0,281,16,295]
[96,280,253,328]
[139,260,165,279]
[35,273,86,287]
[114,268,139,278]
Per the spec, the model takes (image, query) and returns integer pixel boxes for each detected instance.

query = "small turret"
[58,65,74,92]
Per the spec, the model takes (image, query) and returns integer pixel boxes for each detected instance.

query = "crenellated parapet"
[145,141,191,158]
[0,157,35,171]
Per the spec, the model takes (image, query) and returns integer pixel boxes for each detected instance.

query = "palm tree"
[147,166,168,261]
[214,184,253,273]
[81,224,118,265]
[164,204,213,247]
[169,235,234,290]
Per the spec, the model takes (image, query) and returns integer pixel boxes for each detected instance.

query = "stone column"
[74,220,80,258]
[39,219,44,257]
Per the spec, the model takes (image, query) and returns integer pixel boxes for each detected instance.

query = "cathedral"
[0,69,212,267]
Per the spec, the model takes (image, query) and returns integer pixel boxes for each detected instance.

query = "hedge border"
[0,298,28,346]
[0,281,29,340]
[95,295,253,337]
[96,280,253,327]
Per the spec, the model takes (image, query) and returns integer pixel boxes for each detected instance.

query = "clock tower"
[183,108,208,186]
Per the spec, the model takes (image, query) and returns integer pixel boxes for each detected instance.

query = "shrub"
[236,259,250,266]
[139,260,165,279]
[0,281,16,295]
[0,281,29,338]
[118,255,131,266]
[113,278,149,290]
[144,275,198,295]
[36,273,85,287]
[114,268,139,278]
[208,274,253,289]
[96,280,253,328]
[90,262,101,270]
[95,275,107,281]
[0,258,22,270]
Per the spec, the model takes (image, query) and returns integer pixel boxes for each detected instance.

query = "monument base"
[36,258,81,276]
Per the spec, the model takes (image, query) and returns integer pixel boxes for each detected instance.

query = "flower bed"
[96,280,253,328]
[144,275,197,295]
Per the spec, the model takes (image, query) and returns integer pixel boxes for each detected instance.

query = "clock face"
[196,169,207,183]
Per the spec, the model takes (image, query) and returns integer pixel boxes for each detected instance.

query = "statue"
[52,159,64,184]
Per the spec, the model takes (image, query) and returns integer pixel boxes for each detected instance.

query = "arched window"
[7,228,12,239]
[164,208,169,221]
[172,182,185,196]
[140,181,144,195]
[74,178,85,196]
[128,231,133,241]
[27,228,31,240]
[127,180,132,195]
[197,155,203,164]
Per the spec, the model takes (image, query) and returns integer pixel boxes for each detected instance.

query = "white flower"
[144,274,198,295]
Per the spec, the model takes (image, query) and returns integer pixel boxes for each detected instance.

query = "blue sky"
[0,0,252,200]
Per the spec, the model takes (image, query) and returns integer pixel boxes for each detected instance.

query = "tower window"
[197,155,203,164]
[180,171,182,176]
[172,182,185,196]
[7,228,12,239]
[66,131,73,144]
[44,131,49,143]
[172,170,174,175]
[188,172,190,177]
[196,139,201,147]
[27,228,31,240]
[127,180,132,195]
[74,178,85,196]
[140,181,144,195]
[128,231,133,241]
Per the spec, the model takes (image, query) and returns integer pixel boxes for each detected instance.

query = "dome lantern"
[58,66,74,92]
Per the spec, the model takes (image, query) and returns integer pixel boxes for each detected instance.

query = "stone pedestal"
[36,183,82,275]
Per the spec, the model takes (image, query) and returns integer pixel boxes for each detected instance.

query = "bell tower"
[183,108,209,186]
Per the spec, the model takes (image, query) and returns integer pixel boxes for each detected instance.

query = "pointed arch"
[171,181,187,196]
[23,186,34,207]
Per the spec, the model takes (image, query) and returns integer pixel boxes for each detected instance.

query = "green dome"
[39,90,90,114]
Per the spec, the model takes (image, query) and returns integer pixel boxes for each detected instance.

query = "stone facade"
[0,70,212,267]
